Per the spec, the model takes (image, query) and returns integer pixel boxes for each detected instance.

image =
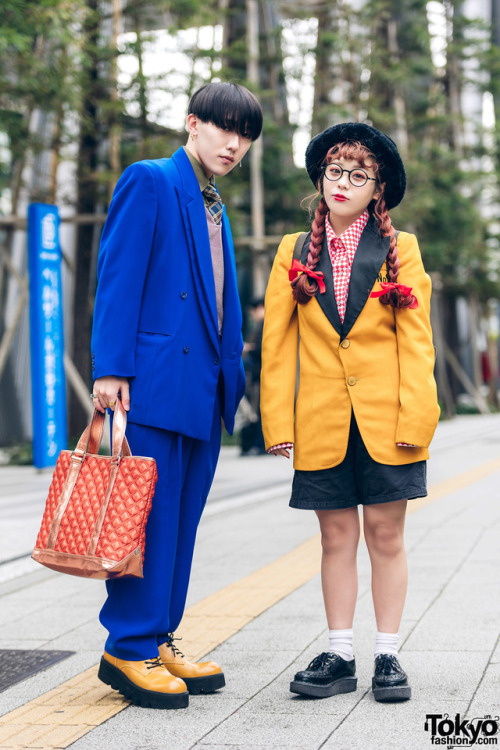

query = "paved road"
[0,413,500,750]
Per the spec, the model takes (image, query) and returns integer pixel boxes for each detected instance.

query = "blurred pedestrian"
[241,297,266,455]
[90,82,263,709]
[260,123,440,702]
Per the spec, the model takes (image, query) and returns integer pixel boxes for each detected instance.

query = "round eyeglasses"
[322,163,377,188]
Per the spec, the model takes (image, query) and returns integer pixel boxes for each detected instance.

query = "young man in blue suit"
[90,82,263,709]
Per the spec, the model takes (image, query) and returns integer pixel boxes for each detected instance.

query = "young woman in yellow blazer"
[260,123,440,703]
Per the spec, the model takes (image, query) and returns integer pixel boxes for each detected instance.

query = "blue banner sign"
[28,203,67,468]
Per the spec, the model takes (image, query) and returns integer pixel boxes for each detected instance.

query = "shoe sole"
[98,657,189,709]
[372,680,411,702]
[183,672,226,695]
[290,676,357,698]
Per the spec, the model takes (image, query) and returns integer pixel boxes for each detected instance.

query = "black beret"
[305,122,406,210]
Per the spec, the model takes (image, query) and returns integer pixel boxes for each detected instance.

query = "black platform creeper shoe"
[290,652,357,698]
[372,654,411,702]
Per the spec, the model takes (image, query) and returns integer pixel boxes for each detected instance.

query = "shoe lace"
[166,632,185,658]
[145,656,164,670]
[308,652,339,671]
[376,654,400,675]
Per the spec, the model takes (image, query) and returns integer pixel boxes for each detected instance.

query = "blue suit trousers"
[99,391,221,661]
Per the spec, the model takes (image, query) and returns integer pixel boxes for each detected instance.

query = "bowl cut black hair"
[188,82,263,141]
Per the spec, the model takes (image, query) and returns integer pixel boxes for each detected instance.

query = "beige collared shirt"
[183,146,216,208]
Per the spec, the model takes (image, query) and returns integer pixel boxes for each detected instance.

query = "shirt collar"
[325,210,369,253]
[183,146,214,192]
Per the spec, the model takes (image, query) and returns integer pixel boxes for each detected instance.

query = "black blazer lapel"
[342,217,390,339]
[300,233,342,336]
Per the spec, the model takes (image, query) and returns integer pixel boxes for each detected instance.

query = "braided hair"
[290,198,329,304]
[291,140,416,309]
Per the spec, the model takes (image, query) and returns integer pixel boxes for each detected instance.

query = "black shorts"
[290,413,427,511]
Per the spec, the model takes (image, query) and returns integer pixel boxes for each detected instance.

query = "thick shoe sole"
[372,679,411,702]
[98,657,189,709]
[183,672,226,695]
[290,676,357,698]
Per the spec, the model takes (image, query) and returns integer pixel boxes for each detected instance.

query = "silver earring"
[239,160,242,168]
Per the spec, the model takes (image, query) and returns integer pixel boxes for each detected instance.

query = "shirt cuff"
[267,442,293,454]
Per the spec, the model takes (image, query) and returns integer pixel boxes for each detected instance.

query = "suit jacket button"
[180,291,187,299]
[347,376,356,386]
[341,339,350,349]
[214,358,220,365]
[183,346,189,354]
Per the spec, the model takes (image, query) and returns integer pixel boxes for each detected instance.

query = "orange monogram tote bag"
[32,399,157,579]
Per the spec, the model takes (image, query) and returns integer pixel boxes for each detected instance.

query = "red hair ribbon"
[370,282,418,309]
[289,259,326,294]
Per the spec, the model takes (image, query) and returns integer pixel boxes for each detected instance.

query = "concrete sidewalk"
[1,414,500,750]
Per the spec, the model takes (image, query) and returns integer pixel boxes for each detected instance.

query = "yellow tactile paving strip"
[409,456,500,514]
[2,455,500,749]
[0,674,125,749]
[176,533,322,662]
[0,535,322,750]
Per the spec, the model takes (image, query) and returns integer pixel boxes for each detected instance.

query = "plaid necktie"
[202,182,223,225]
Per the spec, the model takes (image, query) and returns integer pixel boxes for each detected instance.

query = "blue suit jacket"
[91,147,246,440]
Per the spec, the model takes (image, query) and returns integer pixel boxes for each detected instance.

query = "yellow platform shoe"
[98,651,189,709]
[158,634,225,694]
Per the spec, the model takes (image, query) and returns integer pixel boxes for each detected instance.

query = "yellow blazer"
[260,218,440,470]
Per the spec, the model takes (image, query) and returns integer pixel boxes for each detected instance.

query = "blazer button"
[180,291,187,299]
[214,358,220,365]
[341,339,350,349]
[183,346,189,354]
[347,376,357,386]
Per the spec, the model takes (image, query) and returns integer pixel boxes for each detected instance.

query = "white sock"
[374,631,399,657]
[328,629,354,661]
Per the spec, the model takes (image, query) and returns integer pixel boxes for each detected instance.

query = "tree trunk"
[444,0,464,155]
[429,273,456,418]
[222,0,247,80]
[487,300,499,408]
[108,0,122,201]
[70,0,100,437]
[468,293,483,392]
[491,0,500,176]
[312,3,341,134]
[246,0,266,296]
[127,2,148,160]
[386,17,408,159]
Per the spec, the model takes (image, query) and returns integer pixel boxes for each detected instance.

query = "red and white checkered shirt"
[325,209,369,322]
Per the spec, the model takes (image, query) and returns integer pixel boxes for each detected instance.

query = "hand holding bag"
[32,399,157,579]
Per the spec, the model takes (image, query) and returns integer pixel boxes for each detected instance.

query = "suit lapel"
[300,216,390,339]
[301,233,342,336]
[172,150,220,352]
[342,217,390,339]
[220,210,243,354]
[180,194,220,346]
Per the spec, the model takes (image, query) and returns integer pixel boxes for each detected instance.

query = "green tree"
[0,0,84,206]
